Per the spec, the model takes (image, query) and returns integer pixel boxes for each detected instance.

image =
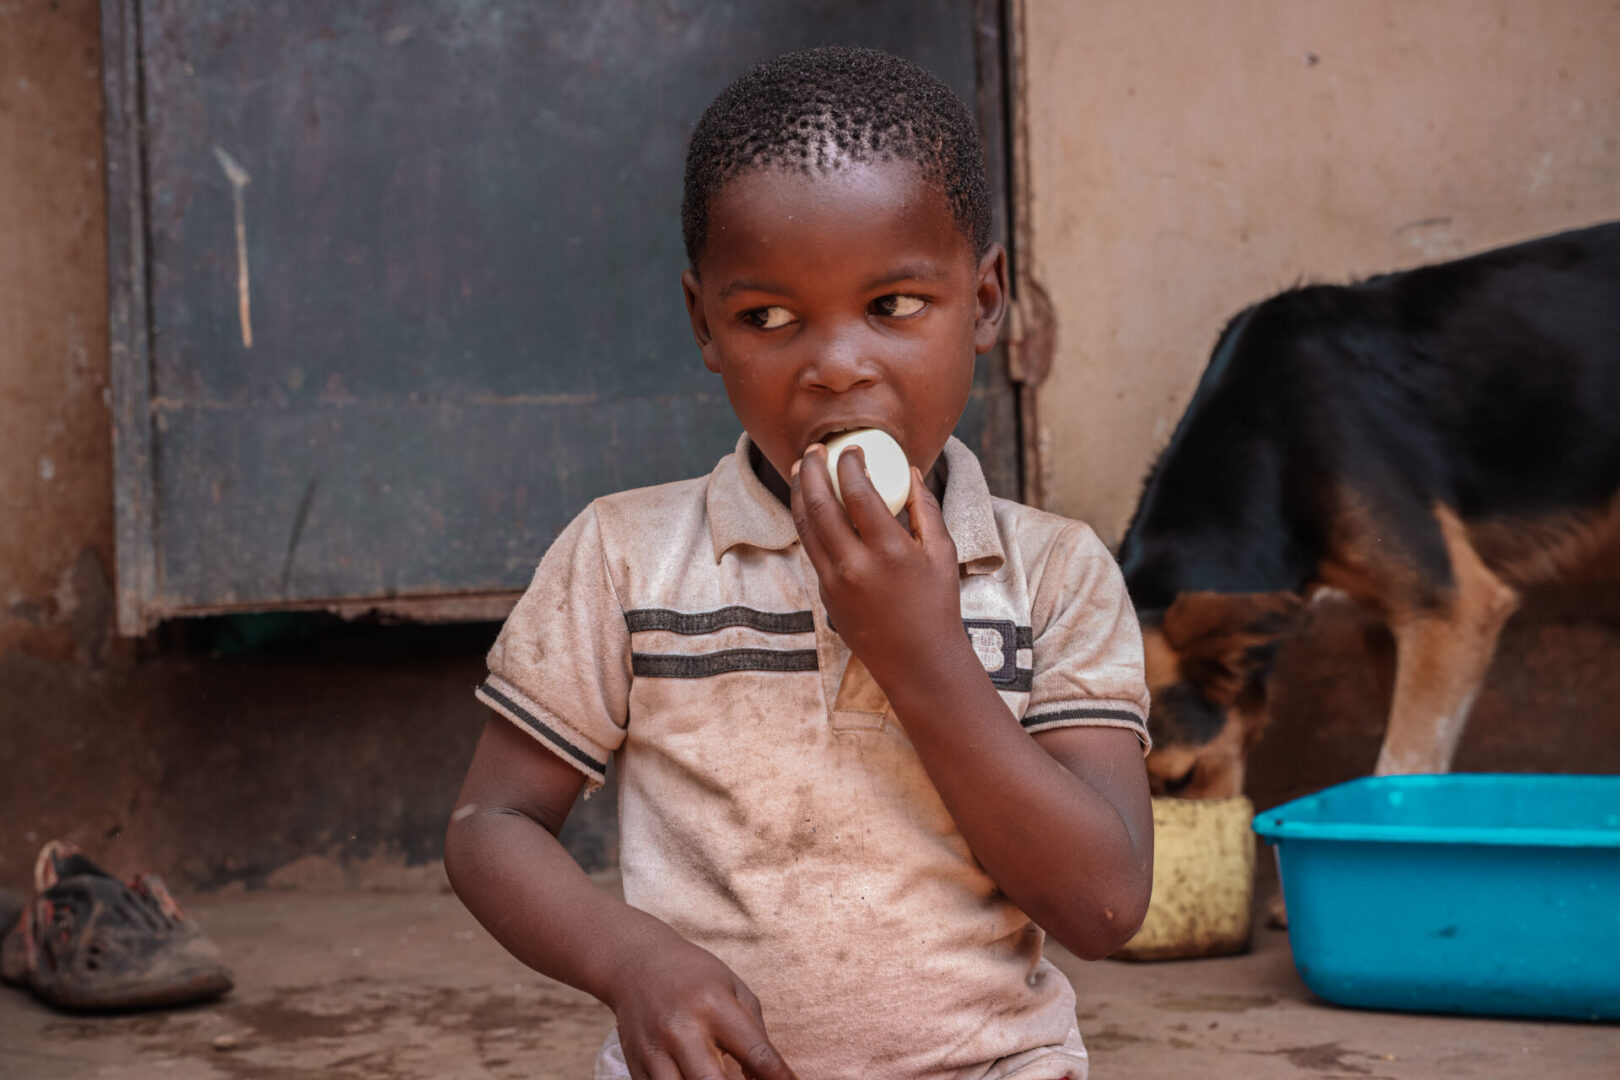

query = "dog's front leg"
[1376,512,1519,775]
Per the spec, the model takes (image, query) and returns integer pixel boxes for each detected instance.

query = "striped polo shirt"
[478,434,1150,1080]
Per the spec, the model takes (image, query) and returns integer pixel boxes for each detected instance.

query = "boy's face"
[681,159,1007,485]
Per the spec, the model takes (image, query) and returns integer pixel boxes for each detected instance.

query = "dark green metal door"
[104,0,1018,633]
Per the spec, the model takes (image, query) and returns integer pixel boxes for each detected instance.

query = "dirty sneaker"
[0,840,233,1011]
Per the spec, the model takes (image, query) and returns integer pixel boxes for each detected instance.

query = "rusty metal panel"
[104,0,1017,631]
[102,0,159,636]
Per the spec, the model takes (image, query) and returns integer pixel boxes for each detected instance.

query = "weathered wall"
[1,0,117,883]
[1018,0,1620,543]
[0,0,113,667]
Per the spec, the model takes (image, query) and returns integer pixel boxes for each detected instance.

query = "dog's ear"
[1161,591,1309,705]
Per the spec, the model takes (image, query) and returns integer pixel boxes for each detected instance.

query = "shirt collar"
[706,432,1006,575]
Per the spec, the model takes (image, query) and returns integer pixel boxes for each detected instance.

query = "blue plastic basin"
[1253,774,1620,1020]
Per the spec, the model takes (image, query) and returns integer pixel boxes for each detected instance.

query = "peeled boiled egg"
[824,428,912,516]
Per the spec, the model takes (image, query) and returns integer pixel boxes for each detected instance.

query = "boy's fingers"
[737,984,766,1021]
[666,1029,735,1080]
[634,1050,682,1080]
[712,1009,799,1080]
[788,455,831,571]
[835,446,904,543]
[792,446,858,562]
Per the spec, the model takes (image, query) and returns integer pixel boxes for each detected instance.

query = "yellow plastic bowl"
[1112,795,1255,962]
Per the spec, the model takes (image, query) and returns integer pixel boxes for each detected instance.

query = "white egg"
[824,428,911,516]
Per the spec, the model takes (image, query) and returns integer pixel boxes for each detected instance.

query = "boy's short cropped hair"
[680,44,993,265]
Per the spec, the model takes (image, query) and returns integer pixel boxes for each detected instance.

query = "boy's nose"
[799,327,881,393]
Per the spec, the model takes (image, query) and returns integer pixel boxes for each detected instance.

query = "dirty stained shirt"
[477,434,1151,1080]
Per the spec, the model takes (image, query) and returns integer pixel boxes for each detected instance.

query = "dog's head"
[1140,591,1308,799]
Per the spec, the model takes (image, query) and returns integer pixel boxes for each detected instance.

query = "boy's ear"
[973,242,1009,355]
[680,268,721,373]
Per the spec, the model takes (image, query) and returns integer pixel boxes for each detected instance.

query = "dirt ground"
[2,870,1616,1080]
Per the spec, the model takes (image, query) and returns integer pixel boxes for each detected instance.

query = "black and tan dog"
[1119,221,1620,798]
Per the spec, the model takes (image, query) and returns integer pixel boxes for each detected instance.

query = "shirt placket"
[795,545,891,732]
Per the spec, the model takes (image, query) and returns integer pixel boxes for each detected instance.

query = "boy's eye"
[743,306,795,330]
[873,294,926,318]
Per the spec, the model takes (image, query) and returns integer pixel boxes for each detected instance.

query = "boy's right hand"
[605,934,799,1080]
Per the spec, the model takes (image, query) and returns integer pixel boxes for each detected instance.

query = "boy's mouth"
[806,422,894,450]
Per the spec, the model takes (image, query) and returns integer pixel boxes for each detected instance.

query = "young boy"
[444,46,1153,1080]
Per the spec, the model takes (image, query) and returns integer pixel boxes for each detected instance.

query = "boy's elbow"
[442,801,494,898]
[442,814,472,896]
[442,800,560,900]
[1052,879,1153,961]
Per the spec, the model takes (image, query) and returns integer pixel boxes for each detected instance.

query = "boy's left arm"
[793,446,1153,961]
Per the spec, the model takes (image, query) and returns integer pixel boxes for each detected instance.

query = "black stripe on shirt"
[625,607,815,635]
[999,668,1034,693]
[1021,706,1144,729]
[478,681,608,775]
[632,649,820,678]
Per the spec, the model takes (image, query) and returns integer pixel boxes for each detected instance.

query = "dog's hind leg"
[1375,507,1520,775]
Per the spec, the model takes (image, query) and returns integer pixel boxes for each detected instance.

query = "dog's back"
[1122,220,1620,608]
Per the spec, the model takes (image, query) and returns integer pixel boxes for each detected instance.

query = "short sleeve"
[476,502,630,791]
[1021,523,1152,753]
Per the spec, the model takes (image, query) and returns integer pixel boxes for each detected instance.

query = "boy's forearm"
[444,806,679,1007]
[882,645,1152,959]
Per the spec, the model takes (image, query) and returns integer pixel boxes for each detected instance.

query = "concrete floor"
[2,874,1617,1080]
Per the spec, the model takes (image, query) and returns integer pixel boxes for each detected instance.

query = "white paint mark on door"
[213,145,254,349]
